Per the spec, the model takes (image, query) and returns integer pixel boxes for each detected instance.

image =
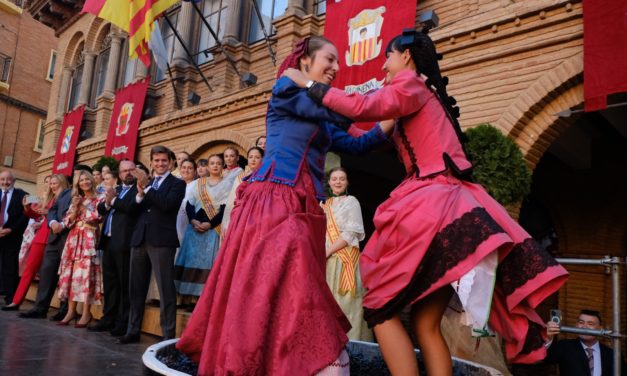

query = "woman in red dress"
[285,29,569,375]
[2,174,68,311]
[176,36,392,375]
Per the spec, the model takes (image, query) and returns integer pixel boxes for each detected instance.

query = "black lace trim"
[519,321,545,355]
[364,207,504,327]
[497,238,559,297]
[396,119,420,177]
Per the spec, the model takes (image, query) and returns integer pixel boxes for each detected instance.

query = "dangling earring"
[304,64,310,73]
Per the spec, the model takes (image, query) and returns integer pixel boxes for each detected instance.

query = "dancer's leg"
[411,286,453,376]
[373,315,418,375]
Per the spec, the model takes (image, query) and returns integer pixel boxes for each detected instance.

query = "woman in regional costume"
[176,36,392,375]
[322,167,373,342]
[174,154,233,297]
[221,146,264,236]
[285,29,569,375]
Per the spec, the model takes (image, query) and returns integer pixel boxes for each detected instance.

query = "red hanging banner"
[583,0,627,111]
[52,105,85,176]
[104,77,149,160]
[325,0,417,129]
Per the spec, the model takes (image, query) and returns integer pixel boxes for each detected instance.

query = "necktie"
[0,191,7,227]
[585,347,594,375]
[151,176,162,189]
[104,186,130,236]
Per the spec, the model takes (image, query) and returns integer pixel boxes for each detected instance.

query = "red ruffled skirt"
[176,170,350,375]
[360,172,568,363]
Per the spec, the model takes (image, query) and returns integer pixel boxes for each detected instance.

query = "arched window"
[67,43,85,111]
[248,0,287,43]
[90,33,111,107]
[196,0,228,65]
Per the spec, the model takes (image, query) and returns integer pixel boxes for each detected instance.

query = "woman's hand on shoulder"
[378,119,395,134]
[282,68,308,88]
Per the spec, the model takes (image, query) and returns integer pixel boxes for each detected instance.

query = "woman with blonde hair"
[57,170,103,327]
[2,174,69,311]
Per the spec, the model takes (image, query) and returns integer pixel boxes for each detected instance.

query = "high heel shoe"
[75,318,92,328]
[57,317,77,326]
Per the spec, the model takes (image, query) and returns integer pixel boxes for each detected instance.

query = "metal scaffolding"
[555,256,624,376]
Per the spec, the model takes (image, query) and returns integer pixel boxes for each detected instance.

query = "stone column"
[285,0,306,17]
[134,60,149,81]
[55,66,73,119]
[102,33,124,97]
[77,51,97,106]
[223,0,243,45]
[172,0,194,67]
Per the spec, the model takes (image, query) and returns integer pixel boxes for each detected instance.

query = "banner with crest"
[52,105,85,176]
[104,77,149,161]
[325,0,417,129]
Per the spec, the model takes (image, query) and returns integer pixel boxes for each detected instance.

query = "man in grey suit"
[19,165,93,320]
[119,146,185,344]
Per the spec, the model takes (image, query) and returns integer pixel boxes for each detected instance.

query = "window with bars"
[90,36,111,107]
[46,50,56,81]
[67,63,84,110]
[196,0,228,65]
[34,120,45,152]
[0,53,11,84]
[314,0,326,16]
[154,9,180,82]
[248,0,287,43]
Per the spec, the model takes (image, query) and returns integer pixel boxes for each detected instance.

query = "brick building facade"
[0,0,57,192]
[27,0,627,367]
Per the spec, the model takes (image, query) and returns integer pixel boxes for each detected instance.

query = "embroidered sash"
[323,198,360,296]
[198,177,221,236]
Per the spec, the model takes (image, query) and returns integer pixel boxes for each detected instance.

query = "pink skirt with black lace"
[360,172,568,363]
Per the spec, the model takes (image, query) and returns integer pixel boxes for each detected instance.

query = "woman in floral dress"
[57,170,103,327]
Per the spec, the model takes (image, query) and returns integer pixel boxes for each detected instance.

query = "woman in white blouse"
[322,167,373,341]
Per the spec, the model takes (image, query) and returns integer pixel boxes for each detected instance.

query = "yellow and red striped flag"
[82,0,179,66]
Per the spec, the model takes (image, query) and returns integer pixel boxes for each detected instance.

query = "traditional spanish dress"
[322,194,373,342]
[174,176,233,296]
[57,196,103,305]
[176,76,388,375]
[311,69,569,363]
[221,167,253,236]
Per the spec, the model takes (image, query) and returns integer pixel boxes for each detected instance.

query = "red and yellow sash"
[323,198,360,296]
[198,177,221,236]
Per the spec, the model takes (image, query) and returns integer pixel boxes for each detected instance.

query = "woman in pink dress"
[57,170,103,327]
[2,174,68,311]
[285,29,569,375]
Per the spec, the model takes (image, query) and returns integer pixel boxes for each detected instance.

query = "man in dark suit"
[545,309,625,376]
[19,165,92,320]
[0,170,29,305]
[89,160,138,336]
[119,146,185,344]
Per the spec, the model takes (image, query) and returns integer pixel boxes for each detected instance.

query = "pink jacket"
[323,69,472,178]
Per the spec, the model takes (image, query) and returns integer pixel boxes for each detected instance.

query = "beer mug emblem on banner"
[346,7,386,67]
[60,126,74,154]
[116,102,134,136]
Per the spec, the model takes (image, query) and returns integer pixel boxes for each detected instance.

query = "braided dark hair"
[386,29,467,143]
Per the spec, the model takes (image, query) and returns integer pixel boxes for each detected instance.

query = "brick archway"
[186,129,254,159]
[63,32,85,66]
[494,53,583,170]
[86,17,106,52]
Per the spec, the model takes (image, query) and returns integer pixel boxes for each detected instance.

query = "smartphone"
[550,309,562,325]
[25,195,40,205]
